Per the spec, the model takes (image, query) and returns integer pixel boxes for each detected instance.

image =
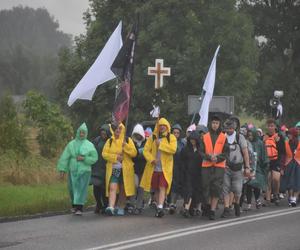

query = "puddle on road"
[0,241,22,248]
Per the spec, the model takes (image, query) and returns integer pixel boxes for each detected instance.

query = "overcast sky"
[0,0,90,36]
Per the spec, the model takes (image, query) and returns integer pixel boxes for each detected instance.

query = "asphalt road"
[1,202,300,250]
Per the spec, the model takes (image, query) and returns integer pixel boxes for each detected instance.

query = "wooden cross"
[147,59,171,89]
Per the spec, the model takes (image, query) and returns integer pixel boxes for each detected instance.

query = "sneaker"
[256,199,262,209]
[169,204,176,215]
[70,207,76,214]
[244,204,252,211]
[221,207,231,218]
[105,207,115,216]
[209,210,215,220]
[290,197,297,207]
[234,203,241,217]
[75,210,82,216]
[116,208,125,216]
[155,208,165,218]
[279,193,285,199]
[126,205,134,215]
[133,208,143,215]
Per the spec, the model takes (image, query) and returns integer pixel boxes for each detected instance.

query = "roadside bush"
[0,95,28,155]
[24,91,73,158]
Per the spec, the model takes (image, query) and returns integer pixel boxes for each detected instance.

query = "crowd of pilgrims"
[57,115,300,220]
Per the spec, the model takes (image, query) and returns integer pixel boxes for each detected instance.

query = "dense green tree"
[0,6,72,97]
[0,95,28,155]
[57,0,258,132]
[240,0,300,124]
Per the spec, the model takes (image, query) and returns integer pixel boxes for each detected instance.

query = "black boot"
[234,203,240,217]
[221,207,231,218]
[209,210,215,220]
[202,204,211,217]
[180,208,190,218]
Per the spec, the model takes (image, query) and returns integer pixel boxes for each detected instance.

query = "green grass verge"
[0,183,94,217]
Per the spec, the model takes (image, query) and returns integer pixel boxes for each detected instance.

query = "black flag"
[111,22,138,124]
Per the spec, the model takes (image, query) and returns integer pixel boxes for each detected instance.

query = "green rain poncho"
[57,123,98,205]
[248,128,269,191]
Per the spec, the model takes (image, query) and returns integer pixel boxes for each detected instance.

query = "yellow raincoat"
[102,124,137,197]
[140,118,177,194]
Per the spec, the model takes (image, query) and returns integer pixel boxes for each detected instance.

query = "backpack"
[228,133,257,172]
[228,133,244,171]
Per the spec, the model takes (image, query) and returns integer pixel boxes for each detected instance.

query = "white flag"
[67,21,123,106]
[198,45,220,126]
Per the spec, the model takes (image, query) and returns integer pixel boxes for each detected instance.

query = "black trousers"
[93,185,108,210]
[240,184,261,206]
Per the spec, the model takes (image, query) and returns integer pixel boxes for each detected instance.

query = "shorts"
[151,171,168,190]
[110,169,123,184]
[223,168,243,197]
[269,160,281,172]
[201,167,225,202]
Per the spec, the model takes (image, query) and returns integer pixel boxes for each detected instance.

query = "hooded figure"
[140,118,177,195]
[57,123,98,214]
[180,130,202,217]
[168,123,186,214]
[91,124,111,213]
[131,124,146,178]
[91,124,111,186]
[280,127,300,206]
[102,123,137,197]
[247,127,269,191]
[130,124,147,213]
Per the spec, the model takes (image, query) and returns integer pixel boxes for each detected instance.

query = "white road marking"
[84,207,300,250]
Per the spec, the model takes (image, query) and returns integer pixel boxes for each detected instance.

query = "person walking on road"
[57,123,98,216]
[140,118,177,218]
[221,119,250,218]
[281,125,300,207]
[264,118,285,206]
[168,123,185,215]
[102,123,137,216]
[180,130,202,217]
[200,115,229,220]
[91,124,111,214]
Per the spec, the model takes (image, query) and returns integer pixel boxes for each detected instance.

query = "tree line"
[56,0,300,131]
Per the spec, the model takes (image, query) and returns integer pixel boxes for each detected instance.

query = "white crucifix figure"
[147,59,171,89]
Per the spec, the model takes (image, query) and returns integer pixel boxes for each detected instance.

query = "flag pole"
[190,90,205,125]
[124,18,139,139]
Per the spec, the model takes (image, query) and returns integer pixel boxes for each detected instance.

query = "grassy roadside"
[0,183,94,217]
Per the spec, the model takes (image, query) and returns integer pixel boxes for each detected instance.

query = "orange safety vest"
[284,140,300,166]
[264,133,279,161]
[202,132,226,168]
